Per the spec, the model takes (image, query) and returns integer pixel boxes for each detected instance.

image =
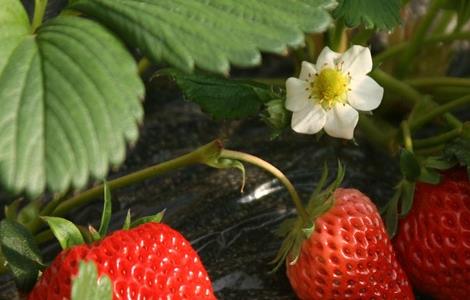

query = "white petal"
[316,46,341,70]
[291,105,327,134]
[340,45,372,76]
[299,61,317,81]
[348,75,384,111]
[285,77,310,112]
[324,104,359,140]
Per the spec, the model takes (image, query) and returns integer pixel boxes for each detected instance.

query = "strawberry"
[28,222,215,300]
[277,186,414,299]
[394,167,470,299]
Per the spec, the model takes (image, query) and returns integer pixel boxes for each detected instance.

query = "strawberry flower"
[285,45,384,139]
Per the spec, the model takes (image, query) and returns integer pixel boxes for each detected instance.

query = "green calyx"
[271,162,345,271]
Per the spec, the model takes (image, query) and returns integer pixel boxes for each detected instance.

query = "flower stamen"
[309,67,349,110]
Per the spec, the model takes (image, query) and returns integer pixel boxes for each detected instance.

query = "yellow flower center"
[310,68,349,109]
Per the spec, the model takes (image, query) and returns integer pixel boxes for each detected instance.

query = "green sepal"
[271,162,345,272]
[261,99,290,139]
[77,225,98,244]
[4,200,21,221]
[17,200,41,225]
[41,216,85,249]
[400,149,421,181]
[206,158,246,192]
[0,219,44,291]
[98,183,112,237]
[418,167,441,185]
[130,210,165,228]
[399,180,415,218]
[122,209,132,230]
[443,122,470,177]
[384,189,400,238]
[71,261,112,300]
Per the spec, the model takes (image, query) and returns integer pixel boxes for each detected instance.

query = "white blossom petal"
[291,105,326,134]
[316,46,341,70]
[340,45,372,76]
[299,61,317,81]
[285,77,310,112]
[324,104,359,139]
[348,75,384,111]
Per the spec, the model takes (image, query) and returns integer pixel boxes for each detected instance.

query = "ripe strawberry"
[284,188,414,299]
[28,222,215,300]
[394,167,470,299]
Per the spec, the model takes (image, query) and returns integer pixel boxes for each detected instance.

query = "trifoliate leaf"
[41,216,85,249]
[69,0,335,73]
[0,6,144,197]
[334,0,401,30]
[0,220,44,291]
[161,70,279,119]
[71,261,112,300]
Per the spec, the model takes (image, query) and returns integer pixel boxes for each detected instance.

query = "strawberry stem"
[23,140,224,237]
[32,0,48,32]
[220,149,309,224]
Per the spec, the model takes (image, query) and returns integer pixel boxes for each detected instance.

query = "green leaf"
[131,210,165,228]
[400,149,421,181]
[333,0,401,30]
[69,0,335,73]
[0,0,30,75]
[98,183,112,237]
[0,13,144,197]
[71,261,112,300]
[41,216,85,249]
[0,219,43,291]
[161,70,279,119]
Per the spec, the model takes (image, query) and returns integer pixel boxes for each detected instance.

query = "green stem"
[409,94,470,131]
[357,115,396,153]
[32,0,48,32]
[414,127,463,148]
[370,69,422,105]
[374,31,470,63]
[329,20,346,52]
[220,149,309,224]
[49,141,223,221]
[406,77,470,88]
[396,0,445,77]
[401,121,413,152]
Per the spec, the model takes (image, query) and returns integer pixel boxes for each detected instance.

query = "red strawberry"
[394,167,470,299]
[28,222,215,300]
[285,188,414,299]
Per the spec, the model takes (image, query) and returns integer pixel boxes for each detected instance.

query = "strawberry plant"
[0,0,469,299]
